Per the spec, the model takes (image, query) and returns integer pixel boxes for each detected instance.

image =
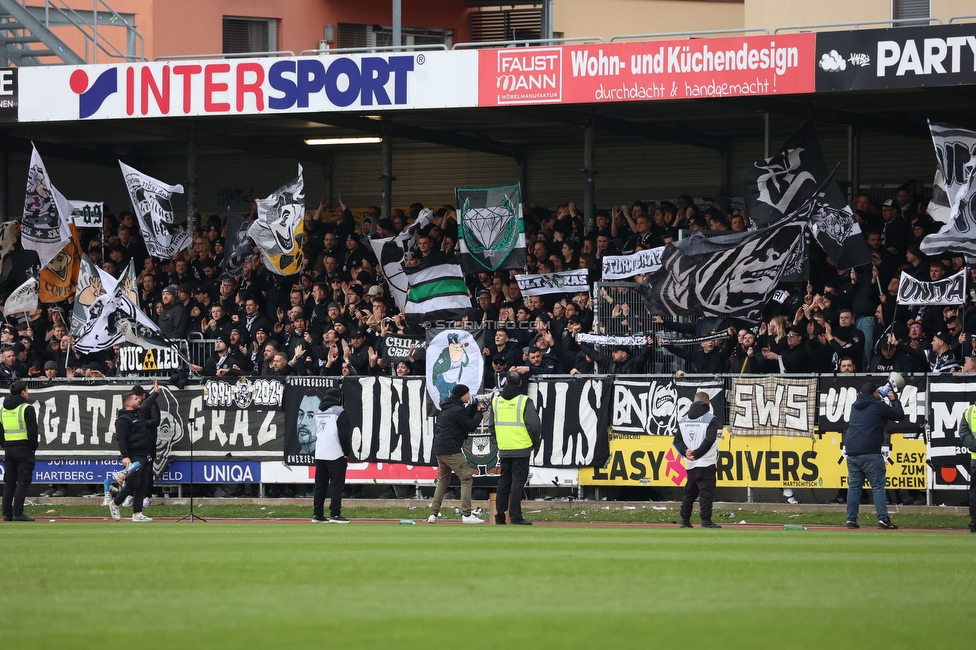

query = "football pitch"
[1,522,972,649]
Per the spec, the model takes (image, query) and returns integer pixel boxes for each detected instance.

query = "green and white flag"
[456,183,526,273]
[404,253,470,325]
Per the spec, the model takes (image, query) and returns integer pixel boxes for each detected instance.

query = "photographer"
[427,384,487,525]
[843,379,904,530]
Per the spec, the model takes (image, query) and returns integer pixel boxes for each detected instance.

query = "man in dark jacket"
[108,380,160,522]
[673,392,721,528]
[958,404,976,533]
[428,384,487,524]
[311,388,353,523]
[1,380,39,521]
[844,381,904,530]
[492,372,542,525]
[131,384,161,509]
[158,287,189,340]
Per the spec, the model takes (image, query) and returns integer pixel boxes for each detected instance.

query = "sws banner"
[580,431,925,489]
[30,384,284,473]
[610,378,725,435]
[817,375,926,433]
[300,376,611,469]
[926,376,975,489]
[729,376,817,437]
[817,23,976,92]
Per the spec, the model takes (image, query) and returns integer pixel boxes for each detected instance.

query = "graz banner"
[202,377,285,410]
[30,384,284,471]
[580,431,925,489]
[729,376,816,437]
[610,378,725,435]
[479,34,815,106]
[118,343,184,373]
[926,376,975,489]
[312,376,610,469]
[816,23,976,92]
[817,375,926,433]
[281,376,341,465]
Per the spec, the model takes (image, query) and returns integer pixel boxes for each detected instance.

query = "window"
[892,0,930,23]
[223,17,279,54]
[336,23,451,50]
[470,7,542,42]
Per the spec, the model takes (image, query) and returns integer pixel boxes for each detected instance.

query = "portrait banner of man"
[282,376,341,465]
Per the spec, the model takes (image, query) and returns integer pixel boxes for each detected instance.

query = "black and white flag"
[921,121,976,257]
[22,144,73,269]
[119,161,190,259]
[516,268,590,297]
[640,219,806,322]
[896,270,966,305]
[223,208,253,276]
[601,247,664,280]
[808,200,872,270]
[74,269,163,354]
[738,123,847,227]
[248,165,305,276]
[70,253,114,337]
[457,184,526,273]
[2,276,38,315]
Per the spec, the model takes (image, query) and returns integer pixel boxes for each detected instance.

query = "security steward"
[1,380,39,522]
[491,371,542,525]
[958,404,976,533]
[673,391,721,529]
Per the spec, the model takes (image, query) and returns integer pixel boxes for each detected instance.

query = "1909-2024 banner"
[581,375,926,489]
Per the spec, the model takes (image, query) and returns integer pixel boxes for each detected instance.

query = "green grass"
[0,523,973,649]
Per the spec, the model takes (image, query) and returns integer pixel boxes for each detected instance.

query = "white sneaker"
[101,493,112,507]
[787,497,799,505]
[461,514,485,524]
[122,496,134,507]
[131,513,153,522]
[142,498,152,508]
[109,501,121,521]
[426,514,438,524]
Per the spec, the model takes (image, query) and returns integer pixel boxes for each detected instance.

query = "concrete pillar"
[186,129,197,234]
[381,133,393,219]
[583,126,596,225]
[392,0,402,50]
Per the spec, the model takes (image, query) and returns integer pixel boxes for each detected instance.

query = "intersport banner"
[18,51,479,122]
[580,432,925,489]
[478,34,815,106]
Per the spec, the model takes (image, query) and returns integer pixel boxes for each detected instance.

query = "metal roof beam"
[720,98,929,140]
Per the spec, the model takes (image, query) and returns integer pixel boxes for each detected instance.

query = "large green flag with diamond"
[456,184,526,273]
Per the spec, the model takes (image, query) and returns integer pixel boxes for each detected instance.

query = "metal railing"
[155,50,295,62]
[25,0,145,62]
[949,15,976,23]
[592,281,672,374]
[610,27,770,42]
[773,17,944,34]
[452,35,604,49]
[300,43,448,56]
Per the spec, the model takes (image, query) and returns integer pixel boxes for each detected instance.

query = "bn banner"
[610,378,725,435]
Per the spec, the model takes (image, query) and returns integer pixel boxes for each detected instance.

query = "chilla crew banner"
[580,432,925,489]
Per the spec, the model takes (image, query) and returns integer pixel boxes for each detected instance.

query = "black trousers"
[681,465,717,522]
[313,457,347,519]
[3,446,34,519]
[970,462,976,532]
[496,456,530,522]
[113,455,152,514]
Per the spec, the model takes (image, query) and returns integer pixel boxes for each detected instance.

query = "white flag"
[22,144,73,269]
[3,276,38,315]
[119,161,190,259]
[74,280,162,354]
[248,164,305,275]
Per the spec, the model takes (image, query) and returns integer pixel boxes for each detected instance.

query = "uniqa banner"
[729,376,817,437]
[816,375,926,433]
[610,378,725,436]
[579,431,925,489]
[30,384,285,472]
[287,376,611,468]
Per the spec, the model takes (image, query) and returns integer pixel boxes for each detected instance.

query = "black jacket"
[0,394,39,452]
[318,395,353,459]
[843,391,904,456]
[115,391,159,458]
[432,395,483,456]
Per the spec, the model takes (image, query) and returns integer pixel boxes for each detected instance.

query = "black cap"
[162,286,177,297]
[451,384,470,398]
[492,354,507,364]
[11,342,24,354]
[351,327,366,338]
[319,387,342,408]
[349,285,364,298]
[932,330,951,343]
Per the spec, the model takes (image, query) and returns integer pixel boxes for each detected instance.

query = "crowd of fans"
[0,180,971,383]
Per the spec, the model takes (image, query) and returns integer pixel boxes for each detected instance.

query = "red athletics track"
[16,517,973,533]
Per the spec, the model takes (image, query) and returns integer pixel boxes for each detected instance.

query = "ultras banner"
[729,376,817,437]
[579,432,925,489]
[30,384,285,471]
[926,376,976,490]
[817,375,926,434]
[610,378,725,435]
[301,376,611,468]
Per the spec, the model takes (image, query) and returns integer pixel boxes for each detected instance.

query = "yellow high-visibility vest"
[1,403,29,442]
[966,405,976,461]
[492,394,532,450]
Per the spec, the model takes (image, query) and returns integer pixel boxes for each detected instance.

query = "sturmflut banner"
[601,247,664,280]
[729,376,817,437]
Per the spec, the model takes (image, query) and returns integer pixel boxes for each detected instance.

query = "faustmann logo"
[494,48,561,104]
[69,55,418,118]
[571,42,800,78]
[877,34,976,76]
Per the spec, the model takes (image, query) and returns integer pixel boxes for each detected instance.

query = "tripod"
[176,416,206,523]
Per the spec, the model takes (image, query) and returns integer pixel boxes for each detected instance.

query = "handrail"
[155,50,296,61]
[37,0,146,62]
[949,15,976,24]
[774,17,943,34]
[452,35,604,49]
[610,27,770,42]
[300,43,447,56]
